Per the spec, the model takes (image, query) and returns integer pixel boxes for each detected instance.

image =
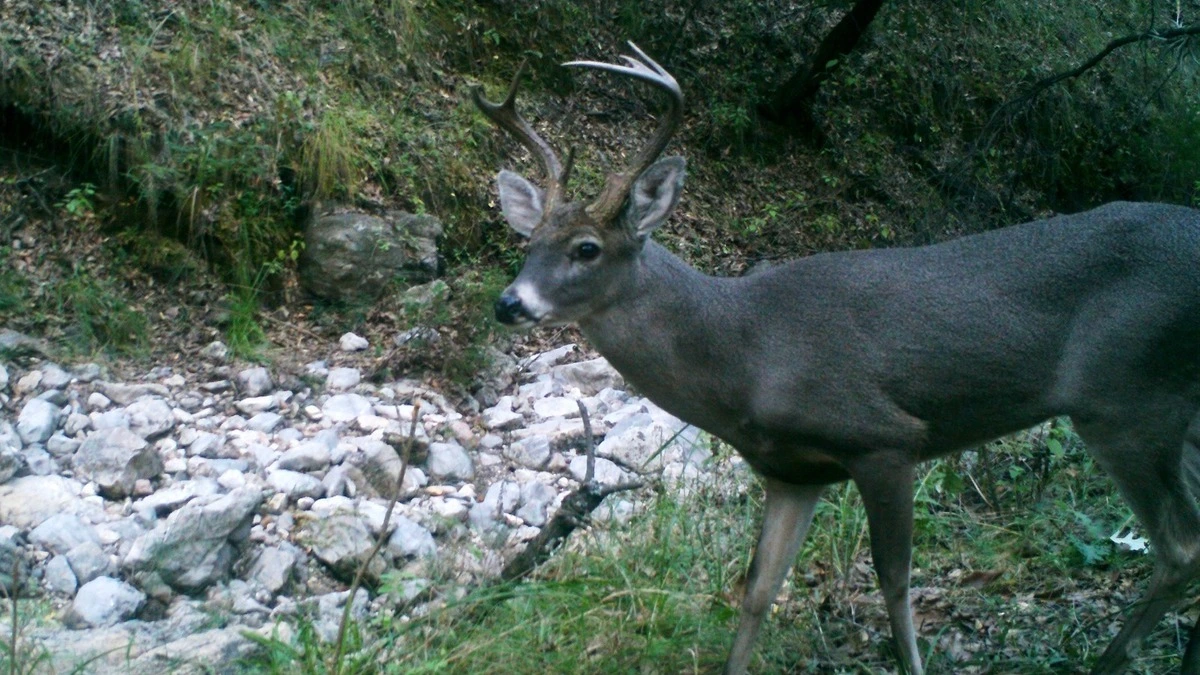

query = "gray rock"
[0,444,22,483]
[63,412,92,436]
[43,554,78,595]
[276,440,331,472]
[298,208,442,302]
[520,344,578,376]
[73,363,104,382]
[505,436,551,470]
[517,482,557,527]
[267,469,325,500]
[339,333,369,352]
[568,455,629,487]
[0,475,87,528]
[0,328,49,359]
[129,626,262,673]
[326,367,362,391]
[124,487,263,593]
[96,381,170,405]
[74,427,164,499]
[550,357,624,395]
[386,515,436,559]
[133,479,220,519]
[599,414,703,474]
[236,367,274,397]
[427,441,474,481]
[482,398,523,431]
[23,446,57,476]
[125,397,175,439]
[246,412,284,434]
[17,397,61,444]
[28,513,100,554]
[245,544,298,595]
[200,340,229,361]
[68,576,145,627]
[357,439,422,498]
[90,408,130,431]
[40,364,72,389]
[322,393,372,422]
[187,431,230,459]
[300,512,385,583]
[0,362,7,391]
[322,464,353,498]
[234,395,277,415]
[532,396,581,420]
[470,480,520,531]
[65,540,114,585]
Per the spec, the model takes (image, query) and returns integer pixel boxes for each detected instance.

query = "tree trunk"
[762,0,887,127]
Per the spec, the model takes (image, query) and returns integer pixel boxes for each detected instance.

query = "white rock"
[236,367,274,397]
[125,397,175,439]
[426,442,474,481]
[339,332,369,352]
[568,455,629,487]
[533,396,581,420]
[326,367,362,391]
[235,396,278,415]
[17,398,61,444]
[323,393,372,422]
[268,469,325,500]
[69,576,145,627]
[505,436,551,470]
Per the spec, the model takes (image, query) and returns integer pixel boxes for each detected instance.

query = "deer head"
[472,42,686,327]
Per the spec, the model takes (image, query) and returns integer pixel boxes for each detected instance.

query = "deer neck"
[578,240,741,402]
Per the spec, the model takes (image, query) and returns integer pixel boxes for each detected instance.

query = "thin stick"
[330,401,421,674]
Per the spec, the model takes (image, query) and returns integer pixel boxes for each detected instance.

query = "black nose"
[494,294,526,324]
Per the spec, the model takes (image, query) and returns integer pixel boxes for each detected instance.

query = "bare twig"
[581,400,595,484]
[979,23,1200,144]
[330,401,421,674]
[499,400,643,582]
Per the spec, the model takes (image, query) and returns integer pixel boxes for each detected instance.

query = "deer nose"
[494,294,528,325]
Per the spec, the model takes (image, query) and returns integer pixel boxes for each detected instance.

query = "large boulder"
[298,207,442,302]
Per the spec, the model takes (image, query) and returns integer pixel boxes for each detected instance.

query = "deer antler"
[471,62,569,219]
[565,42,684,223]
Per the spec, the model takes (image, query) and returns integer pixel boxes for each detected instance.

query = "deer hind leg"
[723,479,824,675]
[852,455,922,675]
[1075,412,1200,675]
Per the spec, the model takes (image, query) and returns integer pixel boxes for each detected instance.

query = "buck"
[472,42,1200,674]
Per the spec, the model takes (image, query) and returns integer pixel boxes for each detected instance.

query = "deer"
[471,42,1200,674]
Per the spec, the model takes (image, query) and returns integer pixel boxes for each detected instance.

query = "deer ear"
[627,156,685,238]
[497,170,544,237]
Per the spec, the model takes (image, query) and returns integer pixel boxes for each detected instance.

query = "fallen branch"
[500,400,644,582]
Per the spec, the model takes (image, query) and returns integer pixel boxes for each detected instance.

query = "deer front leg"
[723,479,825,675]
[852,456,922,675]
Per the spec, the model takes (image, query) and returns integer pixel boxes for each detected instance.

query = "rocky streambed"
[0,333,746,673]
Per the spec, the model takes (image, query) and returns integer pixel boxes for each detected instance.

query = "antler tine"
[564,41,684,223]
[471,62,567,214]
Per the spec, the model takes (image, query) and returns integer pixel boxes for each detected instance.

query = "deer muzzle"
[494,292,537,326]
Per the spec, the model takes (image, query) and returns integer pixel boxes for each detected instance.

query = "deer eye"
[574,241,601,261]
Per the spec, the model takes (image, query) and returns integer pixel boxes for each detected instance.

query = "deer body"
[474,44,1200,674]
[586,203,1200,485]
